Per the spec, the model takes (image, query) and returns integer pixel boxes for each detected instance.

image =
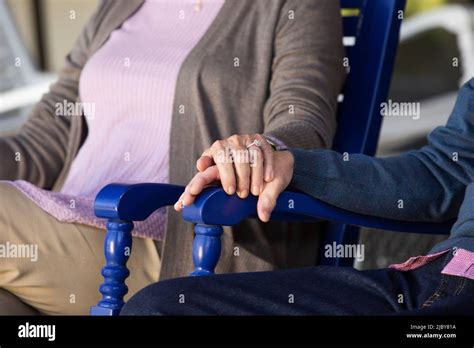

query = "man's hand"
[175,150,294,222]
[255,151,294,221]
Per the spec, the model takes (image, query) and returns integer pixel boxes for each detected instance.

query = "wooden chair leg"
[190,224,223,276]
[90,220,133,316]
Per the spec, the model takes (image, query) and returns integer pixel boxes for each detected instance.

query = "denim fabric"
[121,249,474,315]
[431,183,474,253]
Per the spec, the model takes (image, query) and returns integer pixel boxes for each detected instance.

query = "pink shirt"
[390,248,474,280]
[9,0,225,240]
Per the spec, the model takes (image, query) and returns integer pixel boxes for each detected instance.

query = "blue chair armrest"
[91,183,184,316]
[183,186,454,235]
[94,183,184,221]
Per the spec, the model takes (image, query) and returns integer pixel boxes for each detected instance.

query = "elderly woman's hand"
[194,134,276,198]
[174,135,294,222]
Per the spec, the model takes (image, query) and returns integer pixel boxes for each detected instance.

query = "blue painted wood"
[91,183,183,315]
[343,16,361,37]
[190,224,224,276]
[335,0,406,156]
[182,187,454,235]
[94,183,184,221]
[341,0,364,8]
[322,0,407,266]
[90,220,133,316]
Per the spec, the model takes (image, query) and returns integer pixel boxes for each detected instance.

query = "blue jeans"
[121,249,474,315]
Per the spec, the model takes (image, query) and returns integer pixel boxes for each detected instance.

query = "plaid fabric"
[442,248,474,280]
[390,248,474,281]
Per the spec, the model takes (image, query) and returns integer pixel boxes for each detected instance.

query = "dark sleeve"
[289,79,474,222]
[263,0,346,149]
[0,0,107,189]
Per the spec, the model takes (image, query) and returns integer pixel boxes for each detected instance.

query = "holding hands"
[174,134,294,222]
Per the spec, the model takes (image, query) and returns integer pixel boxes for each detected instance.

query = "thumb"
[257,178,286,222]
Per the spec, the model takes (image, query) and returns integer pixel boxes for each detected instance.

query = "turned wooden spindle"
[190,224,223,276]
[90,220,133,316]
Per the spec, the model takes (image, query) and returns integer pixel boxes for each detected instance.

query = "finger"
[216,159,236,196]
[189,166,220,195]
[196,155,214,172]
[200,147,214,158]
[227,135,253,198]
[173,182,192,211]
[257,178,286,222]
[174,184,194,211]
[173,192,185,211]
[232,146,251,198]
[174,167,220,211]
[210,140,236,195]
[197,146,218,172]
[255,135,274,182]
[248,146,264,196]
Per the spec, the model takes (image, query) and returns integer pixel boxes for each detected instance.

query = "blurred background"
[360,0,474,269]
[1,0,474,269]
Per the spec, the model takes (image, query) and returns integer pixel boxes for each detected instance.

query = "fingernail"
[261,211,269,222]
[227,186,235,195]
[238,189,248,198]
[252,186,259,196]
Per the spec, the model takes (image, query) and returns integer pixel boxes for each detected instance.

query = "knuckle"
[228,134,241,142]
[220,140,229,148]
[264,148,274,158]
[233,144,246,151]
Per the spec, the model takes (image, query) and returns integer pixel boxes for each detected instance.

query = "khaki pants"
[0,183,160,315]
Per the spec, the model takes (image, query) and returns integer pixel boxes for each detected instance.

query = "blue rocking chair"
[91,0,449,316]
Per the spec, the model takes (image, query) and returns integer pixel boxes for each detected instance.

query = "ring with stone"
[246,139,263,149]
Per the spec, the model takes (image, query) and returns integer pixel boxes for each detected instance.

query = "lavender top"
[8,0,225,240]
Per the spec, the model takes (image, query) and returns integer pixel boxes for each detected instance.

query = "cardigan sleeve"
[0,0,107,189]
[288,79,474,223]
[263,0,346,149]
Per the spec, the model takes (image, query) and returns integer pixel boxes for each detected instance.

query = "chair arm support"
[91,183,184,316]
[94,183,185,221]
[183,187,454,235]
